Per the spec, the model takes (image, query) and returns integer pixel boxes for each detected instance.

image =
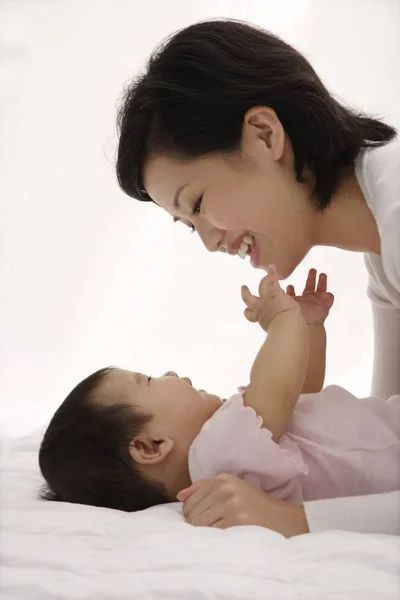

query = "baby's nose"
[164,371,192,386]
[164,371,178,378]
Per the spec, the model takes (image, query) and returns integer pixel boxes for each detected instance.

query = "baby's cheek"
[192,406,211,431]
[180,404,204,427]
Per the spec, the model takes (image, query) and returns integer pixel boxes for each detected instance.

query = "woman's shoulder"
[380,204,400,294]
[358,138,400,306]
[356,137,400,228]
[364,211,400,308]
[357,137,400,207]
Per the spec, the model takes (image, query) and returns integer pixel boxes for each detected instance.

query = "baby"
[39,267,400,512]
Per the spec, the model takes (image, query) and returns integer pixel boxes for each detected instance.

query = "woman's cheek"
[207,199,250,231]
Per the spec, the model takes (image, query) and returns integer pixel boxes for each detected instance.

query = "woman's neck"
[315,170,381,255]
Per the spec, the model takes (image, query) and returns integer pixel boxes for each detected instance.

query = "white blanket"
[2,432,399,600]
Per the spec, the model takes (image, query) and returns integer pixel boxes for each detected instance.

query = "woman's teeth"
[238,235,253,259]
[243,235,253,245]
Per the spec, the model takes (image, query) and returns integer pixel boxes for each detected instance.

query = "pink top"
[189,386,400,503]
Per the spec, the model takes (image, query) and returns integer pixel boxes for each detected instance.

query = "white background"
[1,0,399,436]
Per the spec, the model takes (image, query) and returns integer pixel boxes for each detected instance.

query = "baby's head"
[39,367,222,511]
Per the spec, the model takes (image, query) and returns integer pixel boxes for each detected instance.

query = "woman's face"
[143,108,318,279]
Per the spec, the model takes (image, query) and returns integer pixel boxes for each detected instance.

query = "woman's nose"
[196,223,223,253]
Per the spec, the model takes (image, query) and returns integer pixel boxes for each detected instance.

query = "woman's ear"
[129,435,174,466]
[242,106,285,161]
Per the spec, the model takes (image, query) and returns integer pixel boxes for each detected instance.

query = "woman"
[116,20,400,536]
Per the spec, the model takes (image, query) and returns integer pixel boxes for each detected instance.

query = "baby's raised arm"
[241,266,309,442]
[287,269,334,393]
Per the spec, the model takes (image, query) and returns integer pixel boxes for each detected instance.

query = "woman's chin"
[258,257,297,280]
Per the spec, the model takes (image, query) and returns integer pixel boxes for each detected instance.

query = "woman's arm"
[371,304,400,398]
[365,209,400,398]
[305,490,400,535]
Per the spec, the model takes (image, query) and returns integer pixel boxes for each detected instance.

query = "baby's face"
[100,369,223,448]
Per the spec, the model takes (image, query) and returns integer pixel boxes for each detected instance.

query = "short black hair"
[116,19,396,210]
[38,367,168,512]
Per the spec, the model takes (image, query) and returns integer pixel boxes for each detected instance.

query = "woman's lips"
[227,235,244,255]
[250,239,260,267]
[224,234,261,267]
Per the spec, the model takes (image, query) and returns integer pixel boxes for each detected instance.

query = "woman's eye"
[173,217,196,233]
[190,194,203,217]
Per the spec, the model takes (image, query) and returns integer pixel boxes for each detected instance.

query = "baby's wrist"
[306,317,328,327]
[264,305,303,331]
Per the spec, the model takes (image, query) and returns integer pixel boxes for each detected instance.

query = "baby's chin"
[198,389,224,409]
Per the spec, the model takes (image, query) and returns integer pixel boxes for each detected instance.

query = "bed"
[1,430,399,600]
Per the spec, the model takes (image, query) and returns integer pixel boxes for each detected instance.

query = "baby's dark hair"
[38,367,168,512]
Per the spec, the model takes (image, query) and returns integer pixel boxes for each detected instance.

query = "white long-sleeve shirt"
[305,138,400,535]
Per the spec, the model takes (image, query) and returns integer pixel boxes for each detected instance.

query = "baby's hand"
[286,269,334,326]
[241,265,300,332]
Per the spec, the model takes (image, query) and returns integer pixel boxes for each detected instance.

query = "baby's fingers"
[241,285,259,310]
[317,273,328,293]
[303,268,317,295]
[286,284,296,297]
[244,307,258,323]
[259,265,280,297]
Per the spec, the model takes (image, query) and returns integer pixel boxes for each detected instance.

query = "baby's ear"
[129,435,174,465]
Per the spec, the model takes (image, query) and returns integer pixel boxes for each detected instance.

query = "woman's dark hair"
[116,19,396,210]
[39,367,168,512]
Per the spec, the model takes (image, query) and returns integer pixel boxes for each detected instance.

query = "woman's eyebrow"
[172,183,189,210]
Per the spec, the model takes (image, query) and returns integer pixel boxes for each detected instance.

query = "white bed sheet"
[1,431,400,600]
